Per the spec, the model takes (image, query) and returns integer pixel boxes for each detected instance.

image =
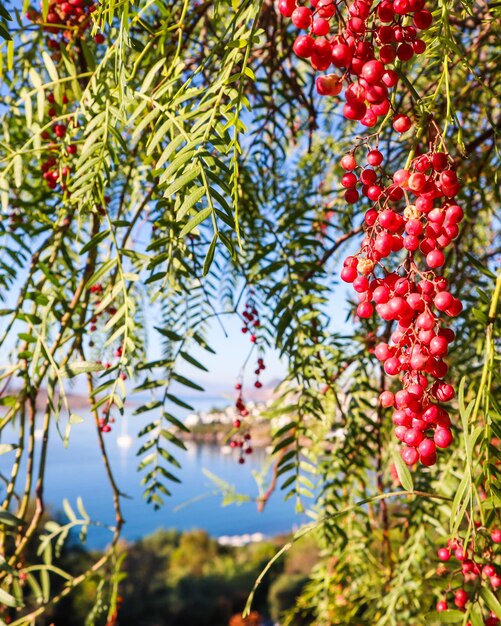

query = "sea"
[0,396,309,549]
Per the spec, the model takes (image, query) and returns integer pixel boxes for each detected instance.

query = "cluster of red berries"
[89,282,117,336]
[39,91,77,191]
[26,0,102,47]
[97,402,115,433]
[226,289,268,460]
[435,529,500,624]
[241,290,260,343]
[340,147,463,466]
[231,384,253,463]
[278,1,464,468]
[278,0,432,127]
[28,0,106,194]
[253,356,266,389]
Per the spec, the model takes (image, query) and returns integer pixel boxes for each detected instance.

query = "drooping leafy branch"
[0,0,499,623]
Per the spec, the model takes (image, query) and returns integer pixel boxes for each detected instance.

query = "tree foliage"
[0,0,499,624]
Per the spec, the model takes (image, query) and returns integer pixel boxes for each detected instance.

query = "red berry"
[393,0,409,14]
[316,74,342,96]
[340,154,357,170]
[384,357,401,376]
[393,114,412,133]
[454,589,467,608]
[357,301,374,318]
[367,149,383,166]
[432,152,448,171]
[331,43,353,67]
[316,0,336,18]
[346,82,367,103]
[277,0,296,17]
[345,188,360,203]
[404,428,424,447]
[426,249,445,269]
[360,60,385,85]
[413,10,433,29]
[401,446,419,466]
[379,391,395,407]
[418,438,436,457]
[312,17,329,36]
[429,335,448,356]
[397,43,414,61]
[484,565,496,577]
[434,428,453,449]
[382,69,399,87]
[293,35,315,58]
[341,172,358,188]
[291,6,312,29]
[437,548,450,562]
[344,101,367,121]
[379,44,397,64]
[434,291,453,311]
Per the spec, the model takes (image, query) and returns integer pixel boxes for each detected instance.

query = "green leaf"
[0,508,25,527]
[273,435,296,454]
[62,499,76,522]
[0,21,11,41]
[468,604,485,626]
[203,233,217,276]
[392,450,414,492]
[424,611,466,623]
[171,372,204,392]
[164,413,190,432]
[60,361,104,378]
[480,587,501,619]
[177,187,205,221]
[0,444,17,455]
[465,253,496,280]
[179,206,212,237]
[155,327,183,341]
[0,4,12,20]
[179,352,208,372]
[139,59,166,94]
[42,51,59,82]
[0,396,18,407]
[76,497,89,520]
[163,164,201,198]
[0,587,17,608]
[80,229,110,254]
[85,258,118,288]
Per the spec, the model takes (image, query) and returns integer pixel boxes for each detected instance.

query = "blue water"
[0,397,307,548]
